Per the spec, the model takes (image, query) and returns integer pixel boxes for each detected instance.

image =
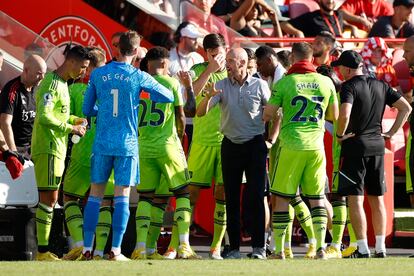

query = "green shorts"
[33,154,65,191]
[406,131,413,194]
[270,147,326,199]
[63,159,115,199]
[137,145,189,197]
[268,139,281,181]
[187,143,223,187]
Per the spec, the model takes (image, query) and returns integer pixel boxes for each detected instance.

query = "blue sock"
[112,196,130,250]
[83,195,102,249]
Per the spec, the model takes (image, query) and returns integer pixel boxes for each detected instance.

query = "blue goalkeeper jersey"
[83,61,174,156]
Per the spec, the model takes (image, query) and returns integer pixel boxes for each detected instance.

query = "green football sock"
[284,204,294,249]
[346,206,357,244]
[174,194,191,245]
[147,202,166,251]
[168,221,179,250]
[211,199,226,250]
[95,206,112,252]
[331,199,347,245]
[64,201,83,245]
[272,211,290,254]
[311,206,328,251]
[135,198,152,249]
[36,202,54,249]
[290,196,315,243]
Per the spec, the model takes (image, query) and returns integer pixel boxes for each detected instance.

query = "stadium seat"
[289,0,319,19]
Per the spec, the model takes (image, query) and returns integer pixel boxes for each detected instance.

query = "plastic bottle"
[71,121,87,144]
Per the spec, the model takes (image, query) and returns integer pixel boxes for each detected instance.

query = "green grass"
[2,258,414,275]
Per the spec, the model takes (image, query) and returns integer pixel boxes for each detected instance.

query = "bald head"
[22,54,47,89]
[226,48,249,83]
[227,48,248,63]
[404,35,414,69]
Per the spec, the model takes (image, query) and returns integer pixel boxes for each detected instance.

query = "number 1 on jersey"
[111,89,119,117]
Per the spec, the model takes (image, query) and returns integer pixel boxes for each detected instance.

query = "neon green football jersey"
[191,62,227,147]
[332,93,341,170]
[68,83,96,167]
[269,72,337,151]
[31,72,76,159]
[138,74,183,158]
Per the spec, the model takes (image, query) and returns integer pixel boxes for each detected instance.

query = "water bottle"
[71,121,87,144]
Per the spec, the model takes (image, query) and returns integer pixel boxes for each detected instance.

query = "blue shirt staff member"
[197,48,270,259]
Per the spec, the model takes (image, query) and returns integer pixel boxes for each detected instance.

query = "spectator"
[185,0,229,44]
[197,48,270,259]
[211,0,241,25]
[229,0,282,46]
[333,50,411,258]
[0,55,47,159]
[360,37,400,90]
[340,0,393,32]
[169,22,204,77]
[369,0,414,39]
[281,0,344,38]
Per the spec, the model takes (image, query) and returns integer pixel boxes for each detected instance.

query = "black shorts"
[338,155,385,196]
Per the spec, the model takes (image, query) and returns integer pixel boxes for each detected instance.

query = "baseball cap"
[331,50,363,69]
[393,0,414,7]
[180,24,203,39]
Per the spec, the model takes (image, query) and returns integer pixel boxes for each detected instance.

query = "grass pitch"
[2,258,414,276]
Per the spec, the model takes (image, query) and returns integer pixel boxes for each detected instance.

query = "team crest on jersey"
[43,93,53,107]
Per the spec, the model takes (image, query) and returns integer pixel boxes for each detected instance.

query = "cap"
[331,50,363,69]
[393,0,414,7]
[180,24,203,39]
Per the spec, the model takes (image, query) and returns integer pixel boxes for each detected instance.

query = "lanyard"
[176,48,195,71]
[321,11,342,37]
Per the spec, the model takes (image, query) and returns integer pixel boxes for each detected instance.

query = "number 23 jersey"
[83,61,173,157]
[269,72,337,151]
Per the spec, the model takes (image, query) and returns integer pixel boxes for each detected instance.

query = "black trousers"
[221,135,267,250]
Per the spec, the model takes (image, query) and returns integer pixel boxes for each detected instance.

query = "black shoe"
[374,252,386,258]
[221,245,231,258]
[409,254,414,258]
[349,249,370,258]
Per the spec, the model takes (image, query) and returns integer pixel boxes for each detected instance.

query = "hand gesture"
[205,82,222,99]
[177,71,192,89]
[207,53,226,73]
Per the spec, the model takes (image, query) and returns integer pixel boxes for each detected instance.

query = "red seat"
[289,0,320,19]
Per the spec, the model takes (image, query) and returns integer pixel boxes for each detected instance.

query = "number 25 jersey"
[269,72,337,151]
[83,61,173,156]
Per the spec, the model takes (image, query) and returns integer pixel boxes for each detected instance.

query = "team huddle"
[2,29,411,261]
